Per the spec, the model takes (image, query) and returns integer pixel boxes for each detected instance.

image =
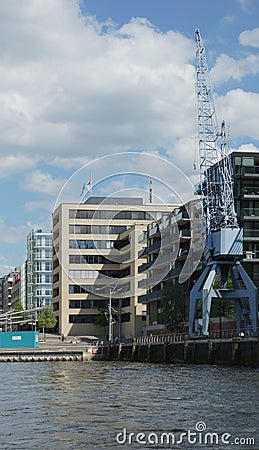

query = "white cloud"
[211,53,259,85]
[0,0,258,197]
[24,170,66,195]
[0,218,29,244]
[239,27,259,47]
[216,89,259,140]
[0,0,196,166]
[235,143,259,152]
[238,0,252,13]
[0,155,37,178]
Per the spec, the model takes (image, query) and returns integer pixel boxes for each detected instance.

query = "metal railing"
[242,166,259,175]
[243,229,259,238]
[135,328,258,344]
[136,333,186,344]
[242,187,259,196]
[243,208,259,217]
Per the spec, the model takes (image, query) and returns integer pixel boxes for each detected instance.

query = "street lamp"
[8,302,12,332]
[96,284,122,344]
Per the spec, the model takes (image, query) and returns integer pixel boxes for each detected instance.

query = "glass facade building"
[27,229,52,309]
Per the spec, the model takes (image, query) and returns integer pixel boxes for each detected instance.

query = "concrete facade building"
[232,151,259,286]
[139,200,202,334]
[1,268,20,311]
[140,150,259,335]
[52,197,177,338]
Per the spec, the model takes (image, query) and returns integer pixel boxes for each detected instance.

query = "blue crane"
[189,29,258,337]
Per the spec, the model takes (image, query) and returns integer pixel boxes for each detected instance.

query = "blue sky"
[0,0,258,275]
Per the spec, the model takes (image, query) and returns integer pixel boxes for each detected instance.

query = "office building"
[52,197,177,337]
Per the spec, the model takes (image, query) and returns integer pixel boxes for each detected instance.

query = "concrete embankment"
[0,337,97,362]
[0,350,86,362]
[101,338,259,366]
[1,337,258,365]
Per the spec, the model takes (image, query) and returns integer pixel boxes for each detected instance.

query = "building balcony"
[242,187,259,198]
[179,229,191,240]
[243,208,259,220]
[243,229,259,240]
[241,166,259,177]
[148,224,160,238]
[243,251,259,261]
[172,210,189,225]
[147,240,161,254]
[146,288,167,302]
[138,262,150,274]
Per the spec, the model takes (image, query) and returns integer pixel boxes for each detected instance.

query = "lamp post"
[8,302,12,332]
[96,284,122,344]
[108,288,112,343]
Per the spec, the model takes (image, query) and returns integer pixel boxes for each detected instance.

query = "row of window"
[36,262,52,271]
[69,283,130,294]
[69,298,130,309]
[69,270,99,279]
[36,290,52,296]
[34,274,52,284]
[69,300,108,309]
[69,209,153,221]
[69,255,115,265]
[69,225,128,235]
[69,313,131,324]
[33,250,52,259]
[69,239,115,249]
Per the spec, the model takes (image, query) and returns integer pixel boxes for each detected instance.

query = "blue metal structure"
[189,30,258,337]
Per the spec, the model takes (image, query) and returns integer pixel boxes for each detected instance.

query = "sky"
[0,0,258,275]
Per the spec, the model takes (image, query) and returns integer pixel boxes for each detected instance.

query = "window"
[45,262,52,271]
[69,225,91,234]
[235,156,241,166]
[45,274,52,283]
[69,239,114,249]
[69,314,97,323]
[69,225,128,234]
[69,299,108,309]
[121,313,130,323]
[242,157,254,166]
[69,270,99,279]
[53,214,59,226]
[69,254,112,264]
[69,209,95,219]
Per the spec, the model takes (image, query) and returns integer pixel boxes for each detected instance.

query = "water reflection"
[0,362,258,449]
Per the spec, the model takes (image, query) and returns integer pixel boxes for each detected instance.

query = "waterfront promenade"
[0,333,258,365]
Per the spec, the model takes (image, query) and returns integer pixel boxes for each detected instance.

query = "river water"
[0,361,258,449]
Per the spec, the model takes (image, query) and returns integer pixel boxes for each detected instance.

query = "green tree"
[38,307,57,341]
[12,302,27,329]
[211,275,236,318]
[159,280,187,332]
[94,308,108,332]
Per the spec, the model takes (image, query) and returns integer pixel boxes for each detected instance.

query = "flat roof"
[84,196,144,205]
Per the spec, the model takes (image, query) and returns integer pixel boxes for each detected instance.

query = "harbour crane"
[189,29,258,337]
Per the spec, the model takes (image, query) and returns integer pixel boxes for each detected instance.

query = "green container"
[0,331,39,348]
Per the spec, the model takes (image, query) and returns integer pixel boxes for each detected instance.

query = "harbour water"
[0,361,258,449]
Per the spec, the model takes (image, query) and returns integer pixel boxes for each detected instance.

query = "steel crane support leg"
[201,264,217,336]
[189,265,211,336]
[189,261,258,337]
[236,264,258,334]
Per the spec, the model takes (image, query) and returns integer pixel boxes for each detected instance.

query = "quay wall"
[103,338,259,366]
